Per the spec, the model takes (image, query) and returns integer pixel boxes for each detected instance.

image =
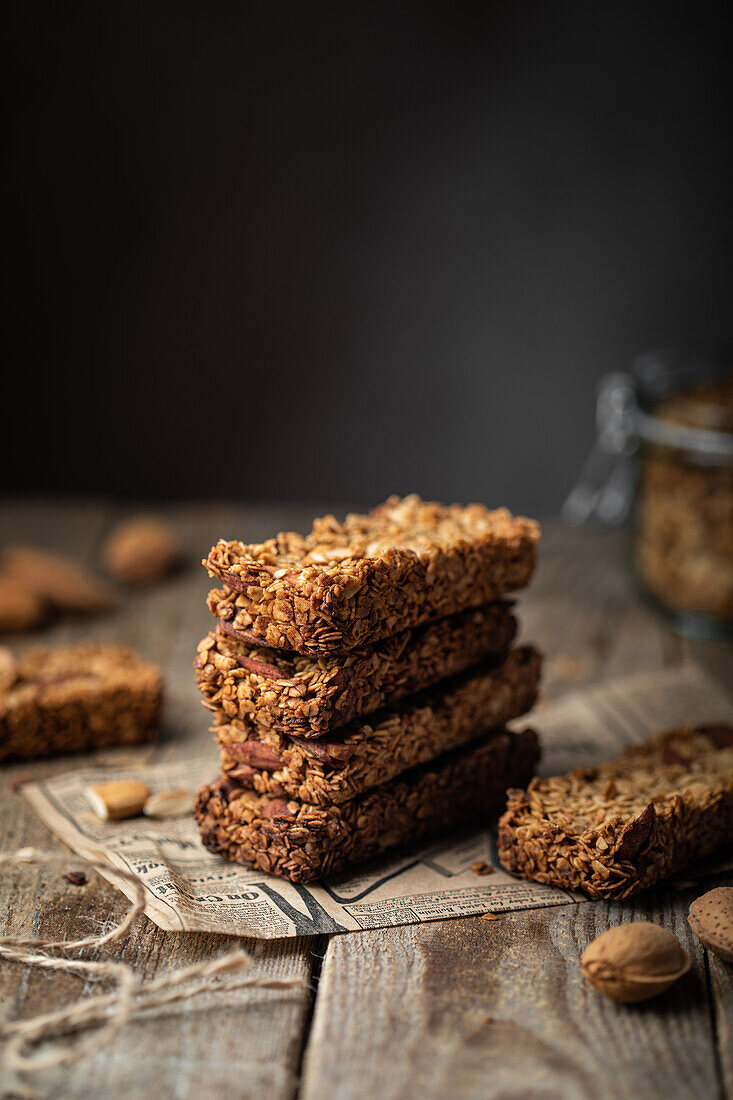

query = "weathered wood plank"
[301,896,720,1100]
[302,523,730,1100]
[523,526,679,700]
[2,505,730,1100]
[708,947,733,1097]
[0,857,314,1100]
[0,501,318,1100]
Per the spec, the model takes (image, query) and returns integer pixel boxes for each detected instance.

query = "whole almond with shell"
[688,888,733,962]
[103,517,180,585]
[581,922,690,1003]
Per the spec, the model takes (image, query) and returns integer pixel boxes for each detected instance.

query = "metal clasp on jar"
[562,373,638,526]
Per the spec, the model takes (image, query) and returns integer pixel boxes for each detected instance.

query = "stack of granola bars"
[193,495,542,883]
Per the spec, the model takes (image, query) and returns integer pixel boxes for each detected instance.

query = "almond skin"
[103,517,180,585]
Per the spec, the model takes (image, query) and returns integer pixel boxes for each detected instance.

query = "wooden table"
[1,500,731,1100]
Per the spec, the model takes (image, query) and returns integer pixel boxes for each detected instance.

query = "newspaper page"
[21,662,732,939]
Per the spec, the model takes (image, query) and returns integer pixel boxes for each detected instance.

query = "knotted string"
[0,849,302,1077]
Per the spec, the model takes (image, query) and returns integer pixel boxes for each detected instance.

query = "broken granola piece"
[498,723,733,899]
[0,643,163,761]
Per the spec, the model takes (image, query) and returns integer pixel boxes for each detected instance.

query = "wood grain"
[301,897,720,1100]
[1,503,731,1100]
[301,520,733,1100]
[0,501,318,1100]
[708,947,733,1097]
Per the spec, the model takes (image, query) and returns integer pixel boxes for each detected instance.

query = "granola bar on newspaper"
[195,600,517,736]
[204,495,539,655]
[215,646,541,805]
[498,723,733,900]
[196,727,540,883]
[0,644,163,762]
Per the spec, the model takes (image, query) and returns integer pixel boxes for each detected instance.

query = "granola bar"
[204,495,539,655]
[0,644,163,761]
[216,646,541,804]
[497,723,733,900]
[195,601,517,736]
[196,727,540,883]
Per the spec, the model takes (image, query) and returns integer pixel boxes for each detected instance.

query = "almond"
[2,546,116,613]
[0,646,19,691]
[143,788,193,819]
[103,517,180,585]
[688,887,733,962]
[0,575,46,632]
[85,779,151,820]
[581,922,690,1003]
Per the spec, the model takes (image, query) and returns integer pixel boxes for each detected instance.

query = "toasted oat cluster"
[196,728,540,884]
[0,644,163,761]
[215,646,541,805]
[195,601,517,737]
[498,723,733,899]
[204,495,539,654]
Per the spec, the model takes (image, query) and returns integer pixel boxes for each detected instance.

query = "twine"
[0,849,302,1077]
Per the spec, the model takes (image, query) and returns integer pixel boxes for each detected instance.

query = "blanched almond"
[143,788,193,819]
[85,780,151,820]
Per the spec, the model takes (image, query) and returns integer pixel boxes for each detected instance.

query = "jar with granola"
[634,354,732,637]
[564,348,733,640]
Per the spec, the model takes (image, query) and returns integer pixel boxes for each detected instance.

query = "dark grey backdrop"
[4,3,731,514]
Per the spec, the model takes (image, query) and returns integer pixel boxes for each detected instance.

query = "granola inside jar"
[633,353,733,639]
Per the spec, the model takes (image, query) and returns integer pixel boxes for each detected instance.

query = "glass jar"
[633,350,733,639]
[564,348,733,640]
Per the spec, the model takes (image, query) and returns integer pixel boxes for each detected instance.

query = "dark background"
[4,2,731,515]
